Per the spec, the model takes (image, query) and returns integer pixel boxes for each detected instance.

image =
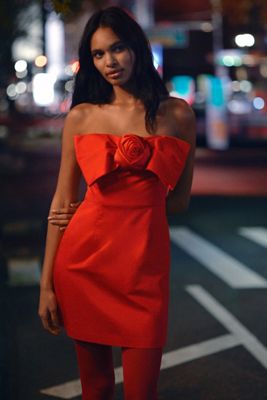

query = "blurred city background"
[0,0,267,399]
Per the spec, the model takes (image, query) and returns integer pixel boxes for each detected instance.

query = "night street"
[1,136,267,399]
[1,1,267,399]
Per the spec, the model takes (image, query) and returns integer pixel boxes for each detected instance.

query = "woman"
[38,6,195,400]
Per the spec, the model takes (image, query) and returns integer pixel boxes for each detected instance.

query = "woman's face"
[90,27,135,86]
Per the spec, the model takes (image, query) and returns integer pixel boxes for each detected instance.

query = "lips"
[106,69,123,78]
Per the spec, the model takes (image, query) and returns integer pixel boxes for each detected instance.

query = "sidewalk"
[192,147,267,196]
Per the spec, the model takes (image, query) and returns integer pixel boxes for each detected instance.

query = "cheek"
[93,59,104,74]
[124,51,135,71]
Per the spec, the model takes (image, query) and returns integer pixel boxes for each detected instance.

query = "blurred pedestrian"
[38,6,195,400]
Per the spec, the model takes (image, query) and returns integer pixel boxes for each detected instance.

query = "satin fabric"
[53,133,190,348]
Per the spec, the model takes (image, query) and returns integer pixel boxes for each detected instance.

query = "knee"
[122,347,162,400]
[81,374,115,400]
[93,379,115,400]
[123,369,159,398]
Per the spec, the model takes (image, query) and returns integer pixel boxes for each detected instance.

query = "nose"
[105,51,117,67]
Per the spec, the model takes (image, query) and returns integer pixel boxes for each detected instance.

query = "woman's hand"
[47,201,81,231]
[38,287,62,335]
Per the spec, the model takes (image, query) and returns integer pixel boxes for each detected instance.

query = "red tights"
[74,339,163,400]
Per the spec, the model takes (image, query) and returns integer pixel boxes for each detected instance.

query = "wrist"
[40,280,54,291]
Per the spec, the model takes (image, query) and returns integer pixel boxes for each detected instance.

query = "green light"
[222,55,234,67]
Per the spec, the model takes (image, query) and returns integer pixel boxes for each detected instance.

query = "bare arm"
[166,99,196,215]
[38,108,82,334]
[47,201,82,231]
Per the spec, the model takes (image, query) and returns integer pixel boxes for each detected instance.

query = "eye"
[113,43,126,53]
[92,51,103,59]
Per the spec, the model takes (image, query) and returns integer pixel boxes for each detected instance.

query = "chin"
[111,78,130,86]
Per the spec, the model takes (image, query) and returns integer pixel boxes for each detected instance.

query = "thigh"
[74,340,114,375]
[121,346,163,400]
[74,340,115,400]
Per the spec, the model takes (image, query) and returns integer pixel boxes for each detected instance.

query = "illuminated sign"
[145,26,188,47]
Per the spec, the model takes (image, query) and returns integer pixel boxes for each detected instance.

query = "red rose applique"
[114,134,152,169]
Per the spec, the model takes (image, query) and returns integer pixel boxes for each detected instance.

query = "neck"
[110,83,142,108]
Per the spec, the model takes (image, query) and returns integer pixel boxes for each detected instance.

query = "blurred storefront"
[1,0,267,148]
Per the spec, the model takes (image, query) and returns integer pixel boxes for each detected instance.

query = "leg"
[74,339,115,400]
[121,346,163,400]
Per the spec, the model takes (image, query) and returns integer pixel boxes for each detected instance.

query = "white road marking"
[40,379,81,399]
[40,334,241,398]
[40,366,123,399]
[186,284,267,369]
[239,227,267,249]
[170,227,267,288]
[160,333,240,368]
[7,257,41,286]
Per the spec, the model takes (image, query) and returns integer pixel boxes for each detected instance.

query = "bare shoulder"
[162,97,196,143]
[63,103,96,136]
[169,97,195,123]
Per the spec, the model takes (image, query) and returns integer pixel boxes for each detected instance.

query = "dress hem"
[66,329,167,348]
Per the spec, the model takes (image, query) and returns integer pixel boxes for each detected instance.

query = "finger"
[48,223,67,230]
[50,208,73,214]
[48,219,68,227]
[48,214,72,221]
[51,309,60,328]
[70,201,81,208]
[45,313,61,335]
[51,202,81,213]
[50,328,61,335]
[50,208,77,216]
[49,219,69,227]
[47,323,61,335]
[40,314,50,331]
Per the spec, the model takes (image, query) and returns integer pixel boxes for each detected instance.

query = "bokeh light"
[253,97,265,110]
[35,55,48,68]
[235,34,255,48]
[14,59,27,72]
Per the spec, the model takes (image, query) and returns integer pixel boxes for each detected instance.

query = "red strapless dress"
[53,133,190,348]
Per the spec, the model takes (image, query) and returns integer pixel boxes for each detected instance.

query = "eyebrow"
[91,40,124,54]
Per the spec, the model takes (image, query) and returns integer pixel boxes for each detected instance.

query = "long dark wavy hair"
[70,6,169,134]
